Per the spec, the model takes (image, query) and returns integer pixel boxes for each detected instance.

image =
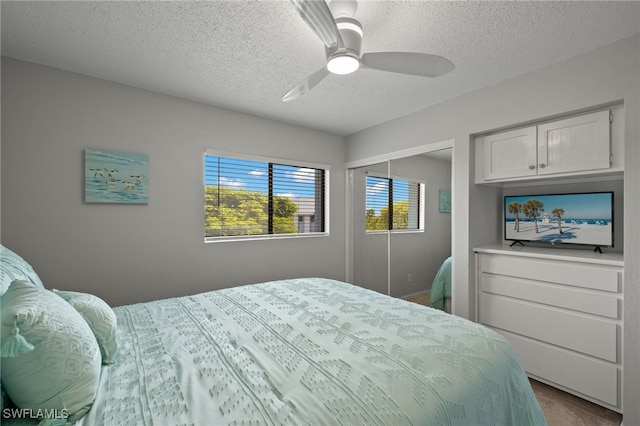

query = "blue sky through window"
[205,155,318,198]
[366,176,411,214]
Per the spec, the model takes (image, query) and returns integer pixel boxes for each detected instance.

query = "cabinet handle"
[529,165,535,169]
[539,163,546,168]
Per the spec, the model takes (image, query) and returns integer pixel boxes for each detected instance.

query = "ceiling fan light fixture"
[327,54,360,74]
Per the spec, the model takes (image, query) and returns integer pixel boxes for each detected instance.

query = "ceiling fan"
[282,0,455,102]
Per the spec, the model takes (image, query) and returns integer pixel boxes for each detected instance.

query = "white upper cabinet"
[537,110,611,175]
[481,126,537,180]
[476,110,614,184]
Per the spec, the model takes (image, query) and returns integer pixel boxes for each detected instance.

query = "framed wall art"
[85,149,149,204]
[439,189,451,213]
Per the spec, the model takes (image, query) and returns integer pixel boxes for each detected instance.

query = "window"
[365,174,424,232]
[204,151,329,241]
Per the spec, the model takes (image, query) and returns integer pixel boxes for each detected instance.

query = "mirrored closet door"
[389,152,452,304]
[350,161,389,295]
[349,148,452,308]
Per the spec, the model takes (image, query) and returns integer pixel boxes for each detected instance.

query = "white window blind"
[204,152,328,240]
[365,175,423,232]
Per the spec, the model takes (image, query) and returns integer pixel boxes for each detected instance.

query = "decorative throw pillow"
[0,244,44,296]
[53,289,118,364]
[0,280,101,422]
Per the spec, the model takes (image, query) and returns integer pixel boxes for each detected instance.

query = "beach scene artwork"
[505,193,613,246]
[85,149,149,204]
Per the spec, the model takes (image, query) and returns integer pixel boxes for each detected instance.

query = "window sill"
[204,232,329,243]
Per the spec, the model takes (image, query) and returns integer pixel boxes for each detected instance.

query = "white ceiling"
[2,1,639,136]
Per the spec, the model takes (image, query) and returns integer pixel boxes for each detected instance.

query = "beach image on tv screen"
[504,193,613,246]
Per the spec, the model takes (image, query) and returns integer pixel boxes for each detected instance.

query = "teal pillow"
[0,280,101,422]
[53,289,118,364]
[0,244,44,296]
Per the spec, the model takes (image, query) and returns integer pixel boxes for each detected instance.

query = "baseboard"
[402,290,430,300]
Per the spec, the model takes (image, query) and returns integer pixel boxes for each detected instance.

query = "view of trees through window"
[204,154,326,239]
[366,175,422,231]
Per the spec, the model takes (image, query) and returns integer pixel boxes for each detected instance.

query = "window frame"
[365,172,425,234]
[204,149,330,243]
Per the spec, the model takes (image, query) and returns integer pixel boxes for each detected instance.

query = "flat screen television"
[504,192,614,249]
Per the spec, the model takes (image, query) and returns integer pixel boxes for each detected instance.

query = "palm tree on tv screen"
[523,199,544,233]
[552,208,565,234]
[508,201,523,232]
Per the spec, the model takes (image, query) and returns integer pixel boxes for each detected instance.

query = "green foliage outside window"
[366,201,410,231]
[205,186,298,237]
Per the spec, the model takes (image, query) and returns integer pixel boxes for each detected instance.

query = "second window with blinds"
[365,174,425,232]
[204,150,329,241]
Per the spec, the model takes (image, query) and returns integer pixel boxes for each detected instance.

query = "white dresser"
[475,245,624,412]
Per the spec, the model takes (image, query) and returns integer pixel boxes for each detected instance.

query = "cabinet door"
[537,110,610,175]
[482,126,537,180]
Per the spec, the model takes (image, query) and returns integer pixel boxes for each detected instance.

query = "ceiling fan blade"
[289,0,343,48]
[282,66,331,102]
[361,52,455,78]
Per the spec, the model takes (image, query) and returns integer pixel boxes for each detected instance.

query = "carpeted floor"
[404,293,623,425]
[405,292,432,307]
[530,379,622,426]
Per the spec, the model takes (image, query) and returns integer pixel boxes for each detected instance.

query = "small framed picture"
[439,189,451,213]
[85,149,149,204]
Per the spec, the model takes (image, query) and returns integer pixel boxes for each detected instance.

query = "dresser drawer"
[479,274,620,319]
[479,254,620,292]
[479,293,618,362]
[497,329,619,407]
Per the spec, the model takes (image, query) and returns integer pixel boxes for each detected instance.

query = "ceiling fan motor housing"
[325,17,363,62]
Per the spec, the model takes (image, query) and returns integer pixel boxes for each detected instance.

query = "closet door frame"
[345,139,454,295]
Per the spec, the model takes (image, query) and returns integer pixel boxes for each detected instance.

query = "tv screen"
[504,192,614,247]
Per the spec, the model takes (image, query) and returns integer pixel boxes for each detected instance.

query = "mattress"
[78,277,545,425]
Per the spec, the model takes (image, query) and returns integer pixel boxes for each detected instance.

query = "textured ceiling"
[2,1,639,136]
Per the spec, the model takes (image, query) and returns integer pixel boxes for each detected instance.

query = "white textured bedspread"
[79,278,546,425]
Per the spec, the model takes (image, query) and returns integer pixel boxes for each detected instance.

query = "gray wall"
[346,35,640,425]
[1,58,347,307]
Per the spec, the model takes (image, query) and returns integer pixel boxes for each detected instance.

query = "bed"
[430,256,452,312]
[1,244,546,425]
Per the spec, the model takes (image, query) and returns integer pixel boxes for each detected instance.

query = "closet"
[348,147,452,302]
